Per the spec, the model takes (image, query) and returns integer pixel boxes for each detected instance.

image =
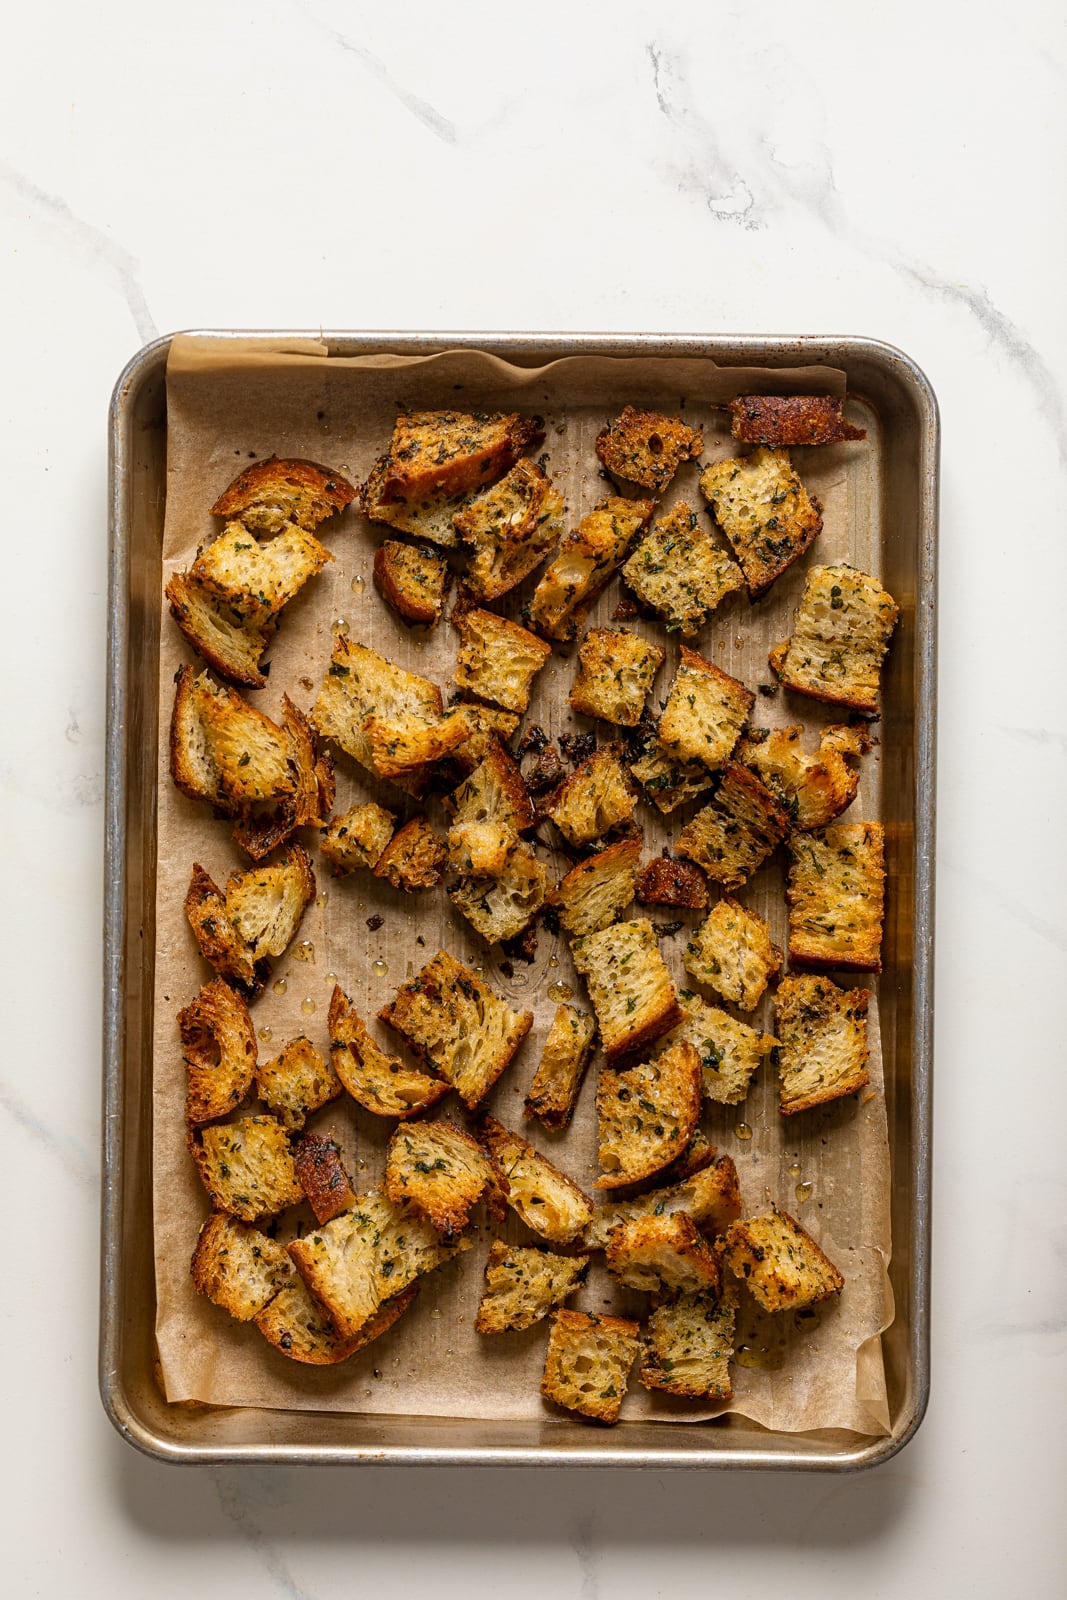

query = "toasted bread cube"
[721,1206,844,1311]
[191,520,333,622]
[729,394,866,447]
[595,407,703,493]
[288,1190,470,1339]
[384,1122,493,1236]
[328,986,450,1119]
[166,569,276,689]
[186,847,315,992]
[375,410,543,504]
[699,446,822,597]
[190,1116,303,1221]
[582,1154,742,1250]
[569,628,665,727]
[455,457,566,601]
[542,748,637,848]
[255,1035,341,1130]
[775,974,870,1115]
[291,1133,359,1224]
[634,855,708,911]
[622,502,744,636]
[449,705,521,773]
[530,497,654,641]
[640,1288,736,1398]
[630,746,713,814]
[361,455,469,546]
[541,1309,640,1423]
[230,697,336,862]
[684,897,781,1011]
[676,762,791,890]
[312,636,442,788]
[178,976,257,1126]
[190,1212,294,1322]
[657,647,755,772]
[373,540,448,626]
[606,1212,723,1296]
[786,820,886,971]
[366,705,480,779]
[571,917,683,1063]
[453,606,552,714]
[255,1277,417,1366]
[736,722,871,830]
[319,801,396,875]
[183,864,254,989]
[373,816,446,891]
[547,837,641,938]
[658,993,775,1106]
[769,563,900,714]
[446,740,535,875]
[210,456,356,532]
[380,951,533,1109]
[481,1116,594,1243]
[475,1241,589,1334]
[170,668,297,814]
[523,1004,597,1130]
[595,1041,702,1189]
[450,839,549,944]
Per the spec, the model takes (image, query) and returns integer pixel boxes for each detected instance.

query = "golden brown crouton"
[571,916,683,1063]
[449,840,549,945]
[546,837,641,938]
[736,722,871,830]
[699,446,823,597]
[622,502,744,636]
[191,520,334,623]
[319,800,396,875]
[605,1212,723,1296]
[449,705,521,773]
[384,1122,493,1236]
[190,1116,304,1221]
[530,497,654,641]
[683,897,782,1011]
[657,993,775,1106]
[775,974,870,1115]
[185,848,315,991]
[676,762,791,889]
[454,457,565,601]
[657,647,755,772]
[375,410,544,504]
[523,1004,597,1130]
[255,1035,342,1130]
[475,1241,589,1334]
[728,394,866,447]
[446,740,536,876]
[594,1041,703,1189]
[170,668,297,815]
[291,1132,359,1224]
[453,605,553,714]
[721,1205,844,1311]
[768,564,900,714]
[634,855,709,911]
[541,1309,640,1423]
[365,705,480,780]
[380,951,533,1109]
[629,745,714,814]
[190,1212,294,1321]
[482,1116,594,1243]
[210,456,356,531]
[255,1277,418,1366]
[230,697,336,863]
[373,816,447,891]
[178,976,257,1126]
[311,636,443,789]
[568,628,665,727]
[360,456,470,546]
[640,1288,736,1399]
[582,1154,742,1250]
[165,569,276,689]
[541,747,638,849]
[373,540,448,626]
[786,820,886,971]
[328,986,450,1119]
[595,407,703,493]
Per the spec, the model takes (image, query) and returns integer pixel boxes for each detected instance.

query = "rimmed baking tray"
[102,331,937,1468]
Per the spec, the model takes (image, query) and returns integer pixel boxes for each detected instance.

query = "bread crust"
[292,1132,359,1224]
[728,394,866,447]
[210,456,356,528]
[676,762,791,890]
[178,975,257,1125]
[373,540,448,626]
[378,410,544,504]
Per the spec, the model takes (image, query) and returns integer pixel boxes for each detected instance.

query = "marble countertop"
[2,2,1063,1595]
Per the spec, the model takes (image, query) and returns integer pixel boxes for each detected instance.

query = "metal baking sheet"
[102,332,937,1468]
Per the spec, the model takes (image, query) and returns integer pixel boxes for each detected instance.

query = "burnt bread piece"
[728,394,866,447]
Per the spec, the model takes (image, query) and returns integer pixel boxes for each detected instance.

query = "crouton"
[650,1127,717,1187]
[634,855,708,911]
[768,564,900,714]
[541,1309,640,1423]
[568,628,665,727]
[380,951,533,1110]
[311,636,442,789]
[683,897,781,1011]
[453,605,553,714]
[170,668,297,814]
[319,800,396,875]
[595,407,703,493]
[178,976,257,1126]
[570,917,683,1063]
[530,497,654,641]
[721,1205,844,1311]
[384,1122,493,1236]
[373,816,446,891]
[375,410,544,504]
[185,847,315,991]
[582,1154,742,1250]
[606,1212,723,1296]
[360,456,469,546]
[541,747,637,849]
[622,502,744,636]
[165,569,276,688]
[449,705,521,773]
[640,1289,736,1399]
[230,696,335,862]
[255,1277,418,1366]
[365,705,480,779]
[775,974,870,1115]
[191,520,334,622]
[255,1035,341,1130]
[523,1004,597,1129]
[291,1132,359,1224]
[454,457,566,601]
[475,1241,589,1334]
[446,740,536,876]
[728,394,866,447]
[658,993,775,1106]
[657,647,755,772]
[373,540,448,626]
[328,986,450,1119]
[736,722,871,830]
[786,820,886,971]
[482,1115,594,1243]
[288,1190,470,1339]
[210,456,356,532]
[450,839,549,944]
[594,1041,702,1189]
[676,762,791,889]
[546,837,641,937]
[630,746,713,814]
[189,1116,304,1221]
[190,1212,294,1322]
[699,446,823,597]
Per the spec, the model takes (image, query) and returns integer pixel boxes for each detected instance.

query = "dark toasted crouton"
[373,816,446,891]
[569,628,665,727]
[178,976,257,1126]
[319,801,396,875]
[634,855,709,911]
[606,1212,722,1296]
[375,410,544,504]
[786,820,886,971]
[231,696,335,862]
[189,1116,304,1220]
[595,407,703,493]
[622,502,744,636]
[384,1122,493,1235]
[728,394,866,447]
[657,647,755,772]
[328,986,450,1119]
[453,605,553,714]
[210,456,356,531]
[570,917,683,1063]
[541,1309,640,1423]
[683,897,781,1011]
[190,1212,293,1321]
[523,1004,597,1130]
[676,762,791,889]
[658,993,775,1106]
[291,1133,359,1224]
[530,497,654,641]
[699,446,823,597]
[255,1277,417,1365]
[594,1041,702,1189]
[775,974,870,1115]
[736,722,871,830]
[547,837,641,937]
[582,1154,742,1250]
[482,1116,594,1243]
[630,745,713,814]
[475,1241,589,1334]
[721,1205,844,1311]
[454,457,565,601]
[541,747,638,849]
[255,1035,341,1130]
[641,1288,736,1399]
[769,564,900,714]
[373,540,448,625]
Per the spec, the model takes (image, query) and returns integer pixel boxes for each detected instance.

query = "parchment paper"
[153,335,893,1436]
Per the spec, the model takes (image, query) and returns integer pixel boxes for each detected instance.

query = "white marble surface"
[2,1,1064,1594]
